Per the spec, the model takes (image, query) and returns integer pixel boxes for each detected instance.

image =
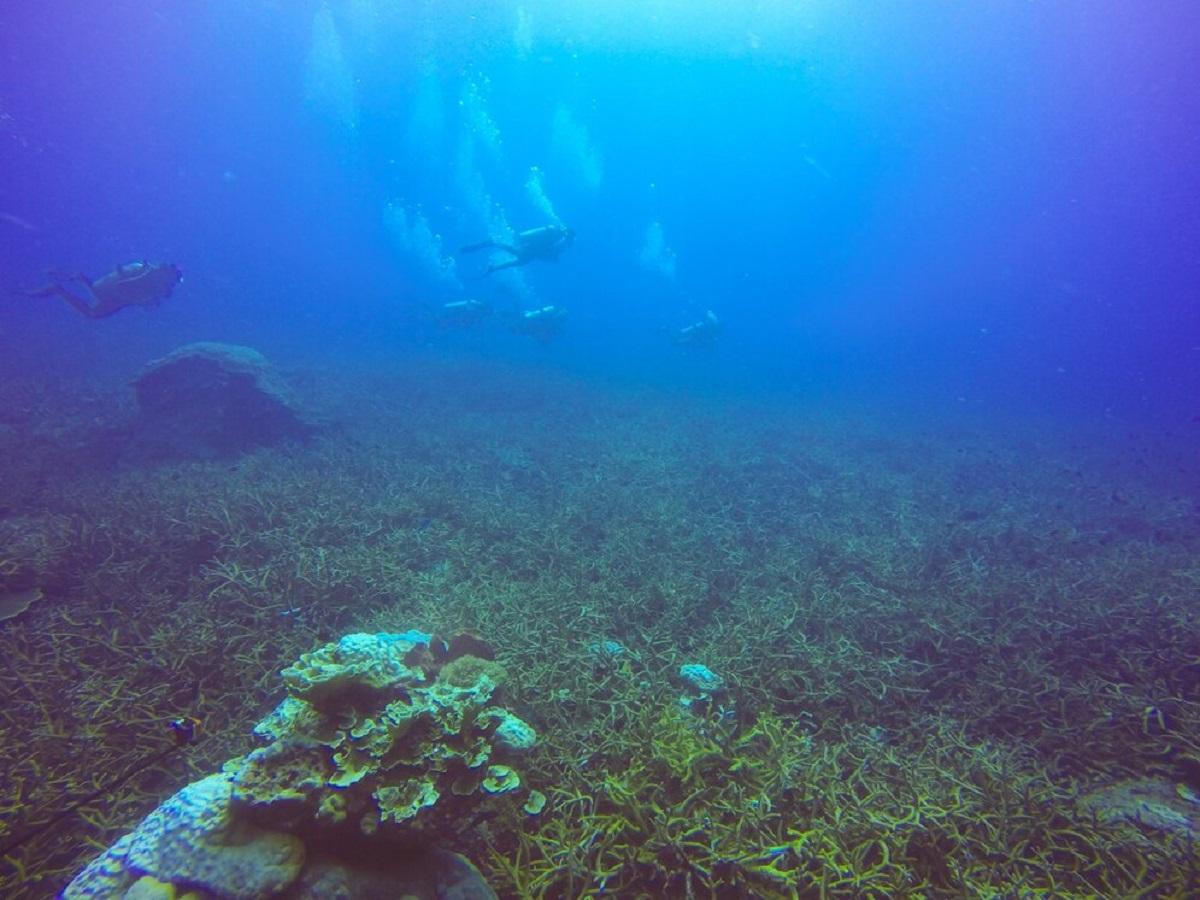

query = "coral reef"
[677,661,727,716]
[235,630,537,840]
[60,628,532,898]
[3,360,1200,896]
[65,773,304,899]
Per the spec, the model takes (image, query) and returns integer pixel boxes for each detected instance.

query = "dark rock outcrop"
[132,342,317,457]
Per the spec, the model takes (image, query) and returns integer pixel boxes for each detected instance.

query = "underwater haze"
[4,1,1200,896]
[3,1,1198,417]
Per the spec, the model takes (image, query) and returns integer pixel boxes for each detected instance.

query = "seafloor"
[2,357,1199,897]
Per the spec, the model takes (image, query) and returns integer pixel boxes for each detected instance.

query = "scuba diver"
[511,304,567,341]
[24,260,182,318]
[672,310,722,347]
[461,224,575,276]
[421,298,492,329]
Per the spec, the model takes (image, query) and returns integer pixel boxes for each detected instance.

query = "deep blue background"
[2,1,1198,426]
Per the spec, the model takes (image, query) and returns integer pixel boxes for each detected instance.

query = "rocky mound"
[132,343,317,457]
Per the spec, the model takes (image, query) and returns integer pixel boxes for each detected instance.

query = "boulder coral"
[131,342,317,457]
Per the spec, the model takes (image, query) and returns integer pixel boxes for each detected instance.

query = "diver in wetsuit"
[422,298,492,328]
[511,304,567,341]
[25,261,182,319]
[672,310,721,347]
[460,225,575,276]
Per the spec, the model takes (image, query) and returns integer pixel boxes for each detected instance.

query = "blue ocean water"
[4,1,1198,423]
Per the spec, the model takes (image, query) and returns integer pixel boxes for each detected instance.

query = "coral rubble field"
[2,359,1199,897]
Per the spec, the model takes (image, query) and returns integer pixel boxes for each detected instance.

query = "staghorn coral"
[8,362,1200,897]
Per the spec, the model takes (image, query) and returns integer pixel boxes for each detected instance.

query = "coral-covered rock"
[484,709,538,752]
[60,832,136,899]
[481,765,520,795]
[131,342,316,457]
[281,632,429,710]
[63,773,305,899]
[679,663,724,697]
[1079,777,1200,841]
[63,628,532,898]
[235,631,537,838]
[283,848,496,899]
